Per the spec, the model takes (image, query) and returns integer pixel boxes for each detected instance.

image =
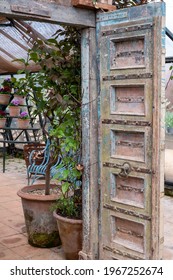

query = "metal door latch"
[118,162,131,178]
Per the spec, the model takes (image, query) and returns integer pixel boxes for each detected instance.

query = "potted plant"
[2,78,13,92]
[17,26,82,252]
[0,87,11,105]
[11,77,28,105]
[17,111,30,129]
[52,161,83,260]
[165,111,173,134]
[8,98,21,117]
[0,109,7,128]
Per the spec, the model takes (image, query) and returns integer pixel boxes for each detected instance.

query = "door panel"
[97,3,165,259]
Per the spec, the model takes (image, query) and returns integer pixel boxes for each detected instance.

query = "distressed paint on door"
[97,2,165,260]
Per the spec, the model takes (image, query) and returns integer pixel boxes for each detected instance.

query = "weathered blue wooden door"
[96,2,165,259]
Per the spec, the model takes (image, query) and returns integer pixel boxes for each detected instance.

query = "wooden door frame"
[0,1,165,260]
[0,0,99,260]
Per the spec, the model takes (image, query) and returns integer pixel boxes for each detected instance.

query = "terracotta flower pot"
[0,118,6,128]
[17,118,30,129]
[9,106,20,117]
[53,211,82,260]
[13,95,26,105]
[0,94,11,105]
[17,184,61,248]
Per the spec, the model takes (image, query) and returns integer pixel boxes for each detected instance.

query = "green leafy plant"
[15,26,82,218]
[165,111,173,128]
[0,87,11,95]
[2,78,13,90]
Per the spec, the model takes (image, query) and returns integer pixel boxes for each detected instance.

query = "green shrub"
[165,111,173,128]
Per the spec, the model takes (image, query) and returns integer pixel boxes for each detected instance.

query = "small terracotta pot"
[9,106,20,117]
[0,94,11,105]
[17,184,61,248]
[0,118,6,128]
[13,95,26,105]
[17,118,30,129]
[53,211,82,260]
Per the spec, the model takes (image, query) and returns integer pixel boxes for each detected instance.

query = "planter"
[17,184,61,248]
[0,118,6,128]
[9,106,20,117]
[13,95,26,105]
[17,118,30,129]
[53,211,82,260]
[0,94,11,105]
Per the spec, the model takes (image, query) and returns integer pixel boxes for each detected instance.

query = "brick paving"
[0,152,173,260]
[0,156,65,260]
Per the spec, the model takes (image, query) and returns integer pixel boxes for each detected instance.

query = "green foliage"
[165,111,173,128]
[15,26,82,217]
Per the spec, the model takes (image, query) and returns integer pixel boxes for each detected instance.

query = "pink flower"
[10,99,20,106]
[20,111,29,119]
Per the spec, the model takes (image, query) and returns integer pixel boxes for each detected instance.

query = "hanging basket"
[17,118,30,129]
[9,106,21,117]
[0,118,6,128]
[0,94,11,105]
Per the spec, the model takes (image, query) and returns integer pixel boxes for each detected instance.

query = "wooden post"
[79,27,99,259]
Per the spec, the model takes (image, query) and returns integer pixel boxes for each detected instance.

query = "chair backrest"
[23,143,46,168]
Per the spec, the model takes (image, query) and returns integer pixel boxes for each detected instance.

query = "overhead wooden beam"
[0,0,95,27]
[10,20,34,47]
[72,0,117,11]
[0,56,19,72]
[17,20,47,41]
[0,47,16,60]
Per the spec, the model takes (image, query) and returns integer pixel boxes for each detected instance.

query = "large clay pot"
[53,211,82,260]
[17,184,61,248]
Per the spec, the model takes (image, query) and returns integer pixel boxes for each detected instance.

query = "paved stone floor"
[0,152,173,260]
[0,156,65,260]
